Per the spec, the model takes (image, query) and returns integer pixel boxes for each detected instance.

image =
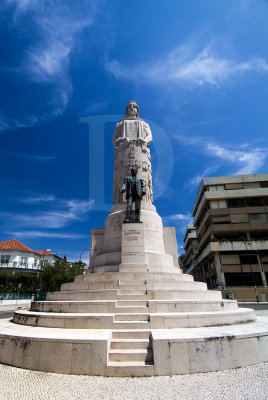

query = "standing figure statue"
[112,101,153,204]
[121,167,146,223]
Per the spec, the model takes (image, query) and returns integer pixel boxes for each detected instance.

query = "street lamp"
[79,248,90,261]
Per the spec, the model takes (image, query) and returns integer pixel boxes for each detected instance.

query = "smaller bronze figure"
[121,167,146,223]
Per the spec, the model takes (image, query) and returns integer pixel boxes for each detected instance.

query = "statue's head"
[131,167,138,176]
[125,101,140,119]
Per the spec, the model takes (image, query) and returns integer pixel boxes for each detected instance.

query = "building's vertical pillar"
[214,252,226,287]
[257,253,267,287]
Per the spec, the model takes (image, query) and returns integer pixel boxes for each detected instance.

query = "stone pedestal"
[121,223,146,265]
[1,101,267,377]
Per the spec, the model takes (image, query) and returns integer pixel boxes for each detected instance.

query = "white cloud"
[20,194,56,203]
[164,213,193,234]
[7,230,88,239]
[106,43,268,87]
[188,166,220,189]
[166,213,193,223]
[1,1,98,128]
[1,197,95,229]
[206,143,267,174]
[175,134,267,176]
[0,149,56,162]
[0,114,39,132]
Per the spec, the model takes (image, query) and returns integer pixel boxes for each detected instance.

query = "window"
[240,255,258,264]
[245,197,263,207]
[20,257,27,266]
[227,198,245,208]
[1,255,10,264]
[33,259,38,267]
[243,182,261,189]
[230,214,248,223]
[260,182,268,188]
[248,213,267,223]
[225,272,263,286]
[213,215,231,224]
[225,183,243,190]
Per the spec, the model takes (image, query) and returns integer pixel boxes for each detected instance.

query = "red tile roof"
[0,239,39,254]
[0,240,63,259]
[36,250,52,256]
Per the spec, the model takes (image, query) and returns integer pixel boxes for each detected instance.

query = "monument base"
[0,316,267,376]
[0,209,267,376]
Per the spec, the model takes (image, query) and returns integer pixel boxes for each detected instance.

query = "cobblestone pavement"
[0,306,267,399]
[0,362,267,400]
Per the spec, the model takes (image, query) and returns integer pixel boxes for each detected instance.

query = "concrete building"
[0,239,62,275]
[184,173,268,301]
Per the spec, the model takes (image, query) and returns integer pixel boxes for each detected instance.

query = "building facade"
[184,173,268,301]
[0,239,62,275]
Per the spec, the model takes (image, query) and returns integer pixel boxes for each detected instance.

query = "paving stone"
[0,362,267,400]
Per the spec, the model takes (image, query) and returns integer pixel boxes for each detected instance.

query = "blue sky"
[1,0,268,263]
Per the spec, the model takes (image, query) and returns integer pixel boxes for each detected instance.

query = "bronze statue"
[121,167,146,223]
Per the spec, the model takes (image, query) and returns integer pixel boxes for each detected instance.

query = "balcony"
[0,263,42,270]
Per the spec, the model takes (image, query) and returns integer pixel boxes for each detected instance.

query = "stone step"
[119,265,148,273]
[116,300,148,307]
[61,281,206,291]
[118,285,147,290]
[109,349,153,362]
[114,314,150,321]
[80,271,192,283]
[46,288,222,302]
[119,280,146,285]
[106,362,154,377]
[115,306,149,313]
[112,330,151,339]
[110,339,150,350]
[113,321,151,329]
[118,289,147,295]
[116,294,148,300]
[14,308,255,330]
[31,299,237,314]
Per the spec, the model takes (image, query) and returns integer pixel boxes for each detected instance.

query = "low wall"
[0,299,31,307]
[224,287,268,302]
[152,322,268,375]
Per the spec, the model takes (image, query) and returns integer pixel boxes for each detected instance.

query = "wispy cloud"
[0,149,56,163]
[7,230,88,239]
[0,114,39,132]
[1,1,100,130]
[175,135,267,176]
[1,196,94,229]
[206,143,267,174]
[165,213,193,223]
[106,42,268,87]
[20,194,56,204]
[188,165,220,190]
[163,212,193,234]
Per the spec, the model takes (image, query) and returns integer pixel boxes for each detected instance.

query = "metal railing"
[0,263,42,270]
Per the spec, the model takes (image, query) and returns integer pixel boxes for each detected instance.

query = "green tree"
[41,259,85,292]
[178,253,187,272]
[0,273,40,293]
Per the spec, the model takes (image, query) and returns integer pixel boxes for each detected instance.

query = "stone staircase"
[107,330,154,376]
[10,267,257,374]
[110,279,154,372]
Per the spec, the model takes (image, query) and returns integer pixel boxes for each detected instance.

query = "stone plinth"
[1,101,268,377]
